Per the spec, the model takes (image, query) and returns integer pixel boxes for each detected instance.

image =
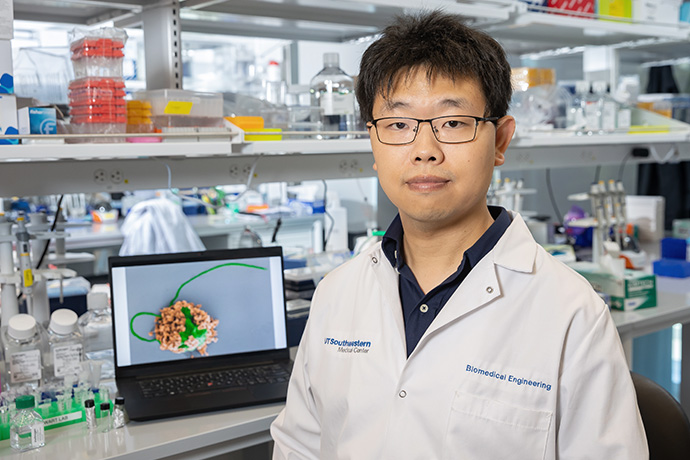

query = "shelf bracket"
[142,0,183,90]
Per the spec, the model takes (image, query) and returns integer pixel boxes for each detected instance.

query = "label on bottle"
[601,101,617,131]
[10,349,41,383]
[584,101,600,131]
[319,92,354,116]
[31,423,45,446]
[53,344,83,377]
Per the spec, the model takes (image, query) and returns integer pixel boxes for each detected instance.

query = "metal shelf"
[11,0,690,51]
[2,131,690,195]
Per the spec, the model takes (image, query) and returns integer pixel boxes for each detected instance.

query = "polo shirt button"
[399,390,407,398]
[419,304,429,313]
[486,286,493,294]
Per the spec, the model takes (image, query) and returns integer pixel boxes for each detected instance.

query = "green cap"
[15,395,35,410]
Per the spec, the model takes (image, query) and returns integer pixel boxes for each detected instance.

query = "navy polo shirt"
[381,206,511,357]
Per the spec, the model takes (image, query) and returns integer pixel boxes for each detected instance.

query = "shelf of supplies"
[0,138,372,162]
[486,11,690,53]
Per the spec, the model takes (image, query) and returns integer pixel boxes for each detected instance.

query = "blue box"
[653,259,690,278]
[661,237,687,260]
[18,106,57,135]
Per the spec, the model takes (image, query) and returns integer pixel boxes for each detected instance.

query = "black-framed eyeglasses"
[368,115,499,145]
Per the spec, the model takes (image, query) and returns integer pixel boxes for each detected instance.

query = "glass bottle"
[10,394,45,452]
[310,52,356,138]
[78,291,114,379]
[44,309,84,386]
[112,396,127,428]
[2,314,44,392]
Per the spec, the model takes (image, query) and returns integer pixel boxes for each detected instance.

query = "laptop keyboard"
[139,364,290,398]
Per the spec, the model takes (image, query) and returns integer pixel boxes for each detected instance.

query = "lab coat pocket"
[443,390,551,460]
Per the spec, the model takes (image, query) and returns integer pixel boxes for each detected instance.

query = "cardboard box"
[0,0,13,40]
[598,0,632,19]
[0,93,18,144]
[634,0,682,24]
[0,39,13,94]
[18,107,57,135]
[570,261,657,311]
[626,195,665,242]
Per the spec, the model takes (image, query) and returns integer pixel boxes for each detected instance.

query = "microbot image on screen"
[129,262,266,357]
[152,300,219,356]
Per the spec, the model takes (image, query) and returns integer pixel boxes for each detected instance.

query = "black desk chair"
[631,372,690,459]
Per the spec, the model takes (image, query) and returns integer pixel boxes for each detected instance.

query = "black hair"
[355,10,512,123]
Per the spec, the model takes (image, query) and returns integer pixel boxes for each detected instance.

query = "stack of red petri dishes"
[67,29,127,143]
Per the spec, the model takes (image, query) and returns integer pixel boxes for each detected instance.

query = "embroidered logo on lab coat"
[466,363,552,392]
[324,337,372,354]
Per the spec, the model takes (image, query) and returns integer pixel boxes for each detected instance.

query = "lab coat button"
[486,286,493,293]
[399,390,407,398]
[419,304,429,313]
[371,256,378,264]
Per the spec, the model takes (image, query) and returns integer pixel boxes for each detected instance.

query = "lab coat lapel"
[417,213,538,342]
[369,246,407,350]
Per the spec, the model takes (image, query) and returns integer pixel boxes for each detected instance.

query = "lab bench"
[60,213,323,278]
[1,277,688,459]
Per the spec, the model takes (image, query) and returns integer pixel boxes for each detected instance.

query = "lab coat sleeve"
[271,316,321,459]
[557,303,648,459]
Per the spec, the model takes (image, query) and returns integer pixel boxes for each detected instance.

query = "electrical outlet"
[241,163,254,180]
[229,164,240,178]
[110,169,124,184]
[94,169,107,184]
[339,159,361,175]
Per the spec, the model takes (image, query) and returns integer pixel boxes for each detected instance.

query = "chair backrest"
[631,372,690,459]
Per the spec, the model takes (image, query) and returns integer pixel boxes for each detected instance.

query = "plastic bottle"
[2,314,44,392]
[310,52,356,138]
[263,60,286,106]
[78,291,115,379]
[45,309,84,386]
[324,191,349,252]
[584,81,603,133]
[10,394,45,452]
[600,86,619,133]
[566,80,589,131]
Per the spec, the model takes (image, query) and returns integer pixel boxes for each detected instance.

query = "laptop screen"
[109,247,287,370]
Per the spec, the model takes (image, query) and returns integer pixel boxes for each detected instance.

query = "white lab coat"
[271,213,648,460]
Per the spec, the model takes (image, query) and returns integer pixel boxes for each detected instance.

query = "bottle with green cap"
[10,394,45,451]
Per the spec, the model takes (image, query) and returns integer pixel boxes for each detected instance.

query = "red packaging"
[547,0,594,16]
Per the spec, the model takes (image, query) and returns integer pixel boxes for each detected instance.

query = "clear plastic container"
[10,395,44,452]
[309,53,356,138]
[2,314,45,392]
[132,89,224,129]
[78,292,115,380]
[69,28,127,79]
[44,309,84,386]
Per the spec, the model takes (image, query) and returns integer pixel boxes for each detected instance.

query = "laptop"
[108,246,293,421]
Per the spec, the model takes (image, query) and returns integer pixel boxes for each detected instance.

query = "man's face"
[368,69,515,229]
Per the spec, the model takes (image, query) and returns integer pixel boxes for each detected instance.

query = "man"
[272,11,647,459]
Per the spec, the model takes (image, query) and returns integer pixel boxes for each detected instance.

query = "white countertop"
[0,402,283,460]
